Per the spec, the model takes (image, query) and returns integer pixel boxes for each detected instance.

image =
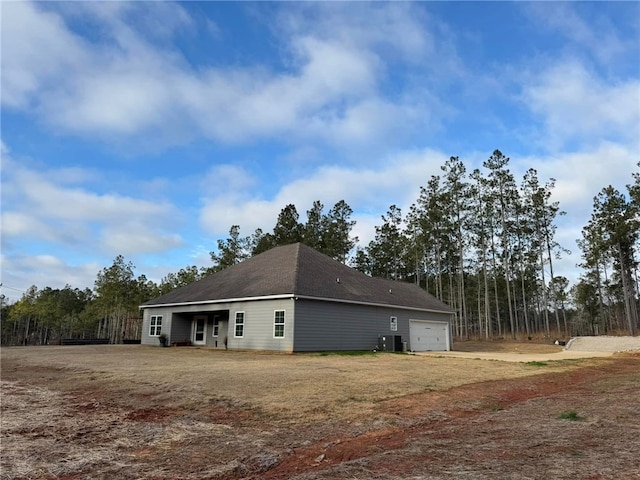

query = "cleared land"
[1,343,639,479]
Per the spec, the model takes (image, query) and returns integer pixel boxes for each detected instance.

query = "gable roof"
[142,243,452,313]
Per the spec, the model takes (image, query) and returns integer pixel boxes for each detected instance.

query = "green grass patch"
[558,410,582,421]
[526,361,548,367]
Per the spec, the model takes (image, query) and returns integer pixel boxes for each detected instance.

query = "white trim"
[149,315,163,336]
[140,294,294,309]
[234,311,245,338]
[212,315,220,337]
[192,315,207,345]
[273,309,285,339]
[141,294,452,315]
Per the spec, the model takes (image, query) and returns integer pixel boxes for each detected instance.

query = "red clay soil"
[257,354,640,480]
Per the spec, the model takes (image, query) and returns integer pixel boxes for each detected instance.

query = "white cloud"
[199,164,258,198]
[101,229,183,256]
[2,157,183,256]
[2,2,192,139]
[276,3,434,63]
[2,1,447,151]
[1,212,59,241]
[198,149,449,244]
[524,3,632,67]
[522,60,640,150]
[0,253,100,302]
[179,37,383,144]
[1,2,88,109]
[199,197,276,238]
[8,167,171,223]
[54,70,176,135]
[526,143,638,212]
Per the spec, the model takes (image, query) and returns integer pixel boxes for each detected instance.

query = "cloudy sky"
[2,1,639,302]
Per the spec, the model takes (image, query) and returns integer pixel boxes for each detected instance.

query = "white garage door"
[409,320,450,351]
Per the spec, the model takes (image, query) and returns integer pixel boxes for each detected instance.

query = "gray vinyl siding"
[141,299,294,351]
[169,313,192,343]
[225,298,295,352]
[141,296,450,351]
[210,319,227,348]
[292,299,451,352]
[141,308,174,345]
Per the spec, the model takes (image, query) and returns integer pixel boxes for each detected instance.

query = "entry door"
[193,316,207,345]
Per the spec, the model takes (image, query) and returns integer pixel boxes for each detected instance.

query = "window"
[390,316,398,332]
[234,312,244,337]
[213,316,219,337]
[149,315,163,336]
[274,310,285,338]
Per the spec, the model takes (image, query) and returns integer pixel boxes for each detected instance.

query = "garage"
[410,320,450,351]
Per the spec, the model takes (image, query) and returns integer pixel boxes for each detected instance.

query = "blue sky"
[2,1,639,302]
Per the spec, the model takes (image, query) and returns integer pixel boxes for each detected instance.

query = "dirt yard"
[2,343,639,479]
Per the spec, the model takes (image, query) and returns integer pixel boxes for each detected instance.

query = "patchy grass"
[2,345,638,480]
[558,410,583,421]
[3,345,566,424]
[526,361,549,367]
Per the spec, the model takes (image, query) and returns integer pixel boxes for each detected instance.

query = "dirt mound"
[565,335,640,352]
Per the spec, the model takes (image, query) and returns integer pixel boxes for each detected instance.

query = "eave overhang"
[140,293,453,315]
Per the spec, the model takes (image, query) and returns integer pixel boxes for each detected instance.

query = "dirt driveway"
[421,335,640,362]
[2,345,639,479]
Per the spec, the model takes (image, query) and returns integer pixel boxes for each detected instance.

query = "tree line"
[575,165,639,336]
[207,199,358,271]
[2,152,637,345]
[352,153,638,339]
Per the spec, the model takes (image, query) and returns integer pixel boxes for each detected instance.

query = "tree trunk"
[538,237,550,337]
[619,244,637,335]
[23,315,31,346]
[490,225,501,337]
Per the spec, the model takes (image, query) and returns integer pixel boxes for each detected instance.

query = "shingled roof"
[142,243,452,312]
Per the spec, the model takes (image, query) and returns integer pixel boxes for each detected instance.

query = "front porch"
[169,310,229,348]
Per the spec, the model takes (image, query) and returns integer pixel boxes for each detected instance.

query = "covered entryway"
[192,315,207,345]
[409,320,450,351]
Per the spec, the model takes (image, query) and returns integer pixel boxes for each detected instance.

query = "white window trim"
[234,311,245,338]
[390,316,398,332]
[273,310,285,339]
[212,315,220,337]
[149,315,163,337]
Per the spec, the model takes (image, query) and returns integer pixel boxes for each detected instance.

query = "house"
[140,243,454,352]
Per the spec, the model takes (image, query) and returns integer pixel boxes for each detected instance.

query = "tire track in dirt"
[255,355,640,480]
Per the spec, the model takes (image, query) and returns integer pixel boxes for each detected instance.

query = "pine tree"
[484,150,518,339]
[209,225,251,272]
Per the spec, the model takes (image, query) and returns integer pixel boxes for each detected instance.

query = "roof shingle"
[142,243,452,312]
